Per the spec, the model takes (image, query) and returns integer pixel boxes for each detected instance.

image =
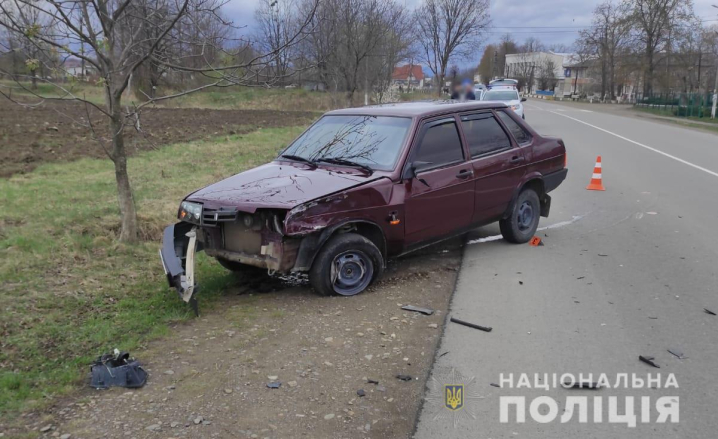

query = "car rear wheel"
[310,233,383,296]
[500,188,540,243]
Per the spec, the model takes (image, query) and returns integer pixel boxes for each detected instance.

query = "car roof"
[325,101,508,118]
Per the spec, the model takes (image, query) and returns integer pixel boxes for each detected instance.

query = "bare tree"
[537,57,558,91]
[0,0,317,242]
[414,0,490,89]
[255,0,300,83]
[628,0,695,95]
[298,0,410,106]
[577,1,633,99]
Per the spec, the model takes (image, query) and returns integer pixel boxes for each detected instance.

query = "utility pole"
[712,62,717,119]
[713,24,718,118]
[364,56,369,106]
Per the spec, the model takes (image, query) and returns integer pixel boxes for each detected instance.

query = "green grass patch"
[632,106,718,134]
[0,125,306,415]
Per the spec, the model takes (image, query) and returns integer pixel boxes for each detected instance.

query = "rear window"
[498,111,532,145]
[483,90,519,101]
[461,114,511,157]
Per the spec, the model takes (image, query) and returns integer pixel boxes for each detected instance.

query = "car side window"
[497,111,532,145]
[460,113,511,158]
[413,120,464,169]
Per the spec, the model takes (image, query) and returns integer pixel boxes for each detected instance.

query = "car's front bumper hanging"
[159,222,203,307]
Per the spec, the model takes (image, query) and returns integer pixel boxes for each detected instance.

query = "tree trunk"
[109,103,139,243]
[31,69,37,90]
[643,49,654,96]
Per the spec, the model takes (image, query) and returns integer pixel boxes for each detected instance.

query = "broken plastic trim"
[160,222,203,305]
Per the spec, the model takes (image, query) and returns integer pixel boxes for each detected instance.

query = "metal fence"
[634,92,717,119]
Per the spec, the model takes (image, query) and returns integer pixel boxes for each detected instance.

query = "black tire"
[216,257,265,274]
[500,189,540,244]
[310,233,383,297]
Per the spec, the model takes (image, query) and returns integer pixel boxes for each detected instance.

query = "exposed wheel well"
[293,220,387,272]
[351,222,386,262]
[503,178,548,220]
[521,179,545,198]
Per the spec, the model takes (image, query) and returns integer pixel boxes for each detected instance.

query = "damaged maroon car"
[160,101,567,307]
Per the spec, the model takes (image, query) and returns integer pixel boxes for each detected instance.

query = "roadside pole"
[712,63,717,119]
[714,25,718,119]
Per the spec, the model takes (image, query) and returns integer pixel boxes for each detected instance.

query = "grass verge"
[0,125,306,415]
[631,107,718,134]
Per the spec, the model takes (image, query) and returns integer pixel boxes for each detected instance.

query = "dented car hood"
[186,161,377,212]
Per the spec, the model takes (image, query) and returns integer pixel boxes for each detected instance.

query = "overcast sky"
[224,0,718,64]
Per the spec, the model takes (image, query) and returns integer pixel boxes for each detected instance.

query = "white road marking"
[543,109,718,179]
[467,215,584,245]
[580,110,593,113]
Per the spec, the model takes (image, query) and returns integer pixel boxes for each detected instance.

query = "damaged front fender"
[159,222,204,303]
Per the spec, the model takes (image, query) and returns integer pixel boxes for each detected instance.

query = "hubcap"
[517,201,534,232]
[331,251,373,296]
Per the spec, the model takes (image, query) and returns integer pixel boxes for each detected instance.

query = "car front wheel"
[310,233,383,296]
[500,189,540,243]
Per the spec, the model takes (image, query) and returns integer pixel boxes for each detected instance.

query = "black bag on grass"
[90,351,147,389]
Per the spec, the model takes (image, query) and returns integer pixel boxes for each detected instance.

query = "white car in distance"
[482,89,526,119]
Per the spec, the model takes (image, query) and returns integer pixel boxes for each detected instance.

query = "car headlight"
[511,104,521,111]
[178,201,202,223]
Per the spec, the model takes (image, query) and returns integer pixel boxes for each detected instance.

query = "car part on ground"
[401,305,435,315]
[450,317,493,332]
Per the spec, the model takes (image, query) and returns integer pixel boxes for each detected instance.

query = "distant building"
[504,52,595,97]
[391,64,425,89]
[63,58,96,80]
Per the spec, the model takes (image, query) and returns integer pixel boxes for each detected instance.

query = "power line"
[488,18,718,32]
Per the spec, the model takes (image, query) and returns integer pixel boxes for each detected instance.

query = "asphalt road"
[414,99,718,438]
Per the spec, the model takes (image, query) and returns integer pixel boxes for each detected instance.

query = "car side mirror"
[406,161,432,187]
[521,97,527,102]
[410,161,432,177]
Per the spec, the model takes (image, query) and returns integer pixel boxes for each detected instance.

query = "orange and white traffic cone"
[586,156,605,191]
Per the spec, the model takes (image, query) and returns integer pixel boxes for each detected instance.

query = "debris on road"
[668,348,686,359]
[356,389,366,397]
[704,308,717,316]
[639,355,661,368]
[438,351,449,358]
[576,276,585,280]
[367,378,379,385]
[450,317,493,332]
[90,350,147,389]
[396,374,413,381]
[529,236,544,246]
[490,383,500,388]
[564,381,601,390]
[401,305,435,315]
[266,381,281,389]
[598,254,608,257]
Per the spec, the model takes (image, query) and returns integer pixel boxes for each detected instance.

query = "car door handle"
[456,169,473,179]
[509,156,525,164]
